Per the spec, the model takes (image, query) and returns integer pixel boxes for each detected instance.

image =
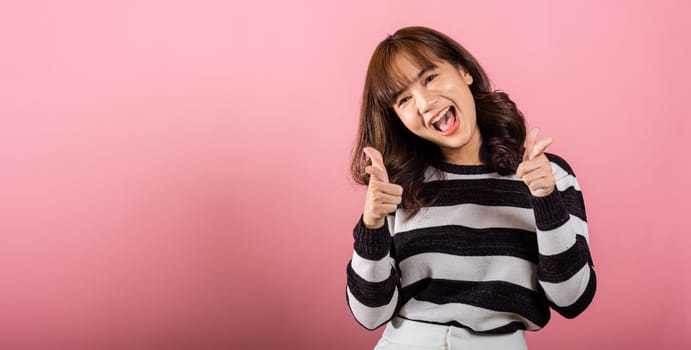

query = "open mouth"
[430,106,459,135]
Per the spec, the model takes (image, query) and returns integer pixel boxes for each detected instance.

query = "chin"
[445,135,471,148]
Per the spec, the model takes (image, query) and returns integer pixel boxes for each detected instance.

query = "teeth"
[431,106,451,126]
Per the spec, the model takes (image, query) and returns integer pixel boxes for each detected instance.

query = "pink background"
[1,0,689,349]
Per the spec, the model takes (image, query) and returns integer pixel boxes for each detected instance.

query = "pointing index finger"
[529,137,553,160]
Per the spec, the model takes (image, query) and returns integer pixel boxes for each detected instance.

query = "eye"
[424,74,438,85]
[397,96,411,106]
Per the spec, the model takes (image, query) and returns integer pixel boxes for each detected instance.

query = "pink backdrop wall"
[1,0,689,348]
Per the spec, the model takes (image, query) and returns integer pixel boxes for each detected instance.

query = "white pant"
[373,318,528,350]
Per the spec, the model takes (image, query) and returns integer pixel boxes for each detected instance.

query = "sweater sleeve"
[345,215,400,330]
[530,153,596,319]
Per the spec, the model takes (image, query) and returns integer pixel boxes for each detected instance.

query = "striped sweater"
[346,153,596,333]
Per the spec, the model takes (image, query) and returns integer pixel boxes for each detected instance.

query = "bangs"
[368,42,440,107]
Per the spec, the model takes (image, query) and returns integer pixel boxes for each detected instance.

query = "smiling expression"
[391,54,483,165]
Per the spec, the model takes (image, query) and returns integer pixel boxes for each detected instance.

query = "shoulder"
[545,152,577,178]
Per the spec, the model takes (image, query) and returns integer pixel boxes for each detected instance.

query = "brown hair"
[350,26,527,219]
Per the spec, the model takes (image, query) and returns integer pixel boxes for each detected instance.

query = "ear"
[462,70,473,85]
[459,65,473,85]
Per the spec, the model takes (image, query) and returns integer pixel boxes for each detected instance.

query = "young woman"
[346,26,596,349]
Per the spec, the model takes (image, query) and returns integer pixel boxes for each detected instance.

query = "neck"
[440,129,483,165]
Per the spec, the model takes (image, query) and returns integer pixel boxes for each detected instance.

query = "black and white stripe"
[346,152,596,332]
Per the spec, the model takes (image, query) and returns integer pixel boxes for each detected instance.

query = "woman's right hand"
[362,147,403,229]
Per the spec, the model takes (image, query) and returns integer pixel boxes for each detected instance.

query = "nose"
[416,89,440,116]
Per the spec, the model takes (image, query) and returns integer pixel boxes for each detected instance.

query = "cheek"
[398,109,423,131]
[460,92,477,120]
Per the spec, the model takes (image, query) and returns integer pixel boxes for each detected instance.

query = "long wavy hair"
[350,26,527,219]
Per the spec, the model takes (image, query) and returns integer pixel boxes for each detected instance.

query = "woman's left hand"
[516,128,555,198]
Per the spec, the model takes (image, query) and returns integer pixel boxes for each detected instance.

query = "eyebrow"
[393,64,437,101]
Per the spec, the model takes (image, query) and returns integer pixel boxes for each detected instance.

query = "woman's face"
[391,54,482,164]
